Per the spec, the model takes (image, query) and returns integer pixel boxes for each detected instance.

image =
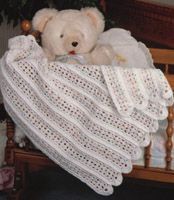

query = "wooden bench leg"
[8,161,28,200]
[5,117,15,166]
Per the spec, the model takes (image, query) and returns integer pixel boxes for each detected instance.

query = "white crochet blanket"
[0,35,173,195]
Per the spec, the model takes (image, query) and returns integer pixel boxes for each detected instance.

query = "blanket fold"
[0,35,173,195]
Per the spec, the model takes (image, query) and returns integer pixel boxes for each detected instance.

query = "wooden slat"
[13,148,55,166]
[125,166,174,183]
[166,106,174,170]
[144,142,151,168]
[150,48,174,64]
[150,48,174,90]
[165,74,174,90]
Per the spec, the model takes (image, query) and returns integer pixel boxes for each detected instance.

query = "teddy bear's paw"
[14,135,26,148]
[15,127,26,148]
[19,141,26,148]
[91,44,115,65]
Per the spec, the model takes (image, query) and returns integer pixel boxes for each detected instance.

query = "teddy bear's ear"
[32,8,58,32]
[81,7,105,34]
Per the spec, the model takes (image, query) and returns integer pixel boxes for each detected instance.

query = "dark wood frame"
[106,0,174,48]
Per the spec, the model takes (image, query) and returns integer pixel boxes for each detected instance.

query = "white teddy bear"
[32,7,115,65]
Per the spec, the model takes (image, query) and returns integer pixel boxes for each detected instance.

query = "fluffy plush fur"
[32,8,115,65]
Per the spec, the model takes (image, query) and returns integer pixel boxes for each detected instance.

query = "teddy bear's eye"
[60,34,64,38]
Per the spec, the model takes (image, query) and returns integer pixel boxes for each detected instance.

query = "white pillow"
[98,28,154,68]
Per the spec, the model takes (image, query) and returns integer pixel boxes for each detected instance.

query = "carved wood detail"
[166,106,174,170]
[107,0,174,48]
[5,117,15,166]
[144,141,151,168]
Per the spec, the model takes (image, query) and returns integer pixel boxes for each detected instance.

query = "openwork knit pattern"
[0,35,173,195]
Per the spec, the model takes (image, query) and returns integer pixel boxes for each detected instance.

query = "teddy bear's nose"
[72,41,78,47]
